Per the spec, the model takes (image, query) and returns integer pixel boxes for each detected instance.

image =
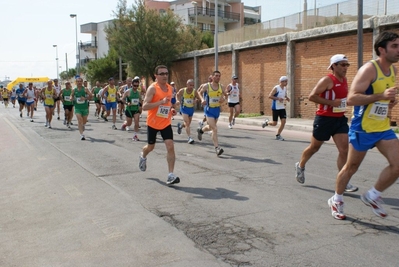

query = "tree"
[106,0,207,81]
[84,48,123,84]
[60,68,78,80]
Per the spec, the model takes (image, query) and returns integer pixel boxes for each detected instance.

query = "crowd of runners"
[2,31,399,221]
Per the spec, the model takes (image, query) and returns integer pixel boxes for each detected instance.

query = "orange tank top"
[147,82,173,130]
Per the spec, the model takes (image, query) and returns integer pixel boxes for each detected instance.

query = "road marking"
[92,218,124,239]
[3,117,33,150]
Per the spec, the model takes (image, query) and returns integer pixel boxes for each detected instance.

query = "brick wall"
[171,29,399,122]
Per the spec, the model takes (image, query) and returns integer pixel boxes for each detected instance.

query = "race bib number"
[46,94,52,99]
[156,105,170,118]
[209,97,219,104]
[232,93,238,98]
[184,99,193,105]
[131,98,139,105]
[333,98,347,113]
[19,94,23,98]
[64,96,71,101]
[109,93,116,98]
[368,102,388,120]
[76,98,85,104]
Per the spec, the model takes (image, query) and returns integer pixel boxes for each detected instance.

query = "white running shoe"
[328,197,346,220]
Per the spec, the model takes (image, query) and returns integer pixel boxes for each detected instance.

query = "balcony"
[81,23,97,34]
[80,41,97,51]
[188,7,240,23]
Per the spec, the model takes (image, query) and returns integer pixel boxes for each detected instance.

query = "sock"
[333,193,344,203]
[368,187,381,200]
[168,172,173,177]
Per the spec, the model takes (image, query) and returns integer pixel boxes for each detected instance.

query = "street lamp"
[70,14,79,76]
[191,1,198,27]
[52,45,59,80]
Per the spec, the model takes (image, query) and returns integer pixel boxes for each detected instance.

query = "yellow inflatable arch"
[7,77,50,91]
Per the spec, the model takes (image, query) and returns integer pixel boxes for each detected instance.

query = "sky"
[0,0,345,82]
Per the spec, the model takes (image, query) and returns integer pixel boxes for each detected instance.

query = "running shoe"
[44,122,48,127]
[112,125,117,130]
[57,116,60,120]
[197,127,203,141]
[120,114,123,120]
[232,117,235,125]
[67,123,71,128]
[63,119,66,125]
[166,173,180,185]
[188,137,194,144]
[276,135,285,141]
[48,125,52,129]
[139,153,147,171]
[80,135,86,141]
[27,112,29,117]
[20,112,22,118]
[215,147,224,156]
[261,119,269,128]
[177,122,182,134]
[198,121,204,127]
[295,162,305,184]
[30,119,34,122]
[344,183,359,192]
[328,196,346,220]
[70,122,73,125]
[228,124,233,129]
[360,192,387,218]
[121,124,126,131]
[126,126,131,131]
[133,135,139,141]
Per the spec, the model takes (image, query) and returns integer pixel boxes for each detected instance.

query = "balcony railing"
[80,41,97,50]
[188,7,240,21]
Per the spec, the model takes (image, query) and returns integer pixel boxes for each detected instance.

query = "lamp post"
[214,0,219,71]
[70,14,79,76]
[52,45,59,80]
[191,1,198,27]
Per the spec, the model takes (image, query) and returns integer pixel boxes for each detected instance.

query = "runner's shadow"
[147,178,249,201]
[216,154,281,164]
[86,137,115,144]
[345,217,399,235]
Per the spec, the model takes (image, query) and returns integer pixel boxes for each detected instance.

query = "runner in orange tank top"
[139,65,180,186]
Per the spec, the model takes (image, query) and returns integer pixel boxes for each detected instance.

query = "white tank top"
[227,83,240,103]
[26,89,35,103]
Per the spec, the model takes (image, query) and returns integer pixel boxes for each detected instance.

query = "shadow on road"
[86,137,116,144]
[147,178,249,201]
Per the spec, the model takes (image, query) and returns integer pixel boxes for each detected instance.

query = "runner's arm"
[308,76,341,107]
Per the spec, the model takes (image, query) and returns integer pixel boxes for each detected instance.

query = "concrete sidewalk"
[190,111,315,133]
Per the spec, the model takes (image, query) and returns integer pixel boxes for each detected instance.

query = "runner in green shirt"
[60,81,74,128]
[71,77,92,140]
[121,77,141,141]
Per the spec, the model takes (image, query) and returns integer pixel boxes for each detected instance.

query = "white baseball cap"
[327,54,349,70]
[279,76,288,82]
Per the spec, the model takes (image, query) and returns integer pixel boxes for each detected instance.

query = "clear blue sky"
[0,0,344,81]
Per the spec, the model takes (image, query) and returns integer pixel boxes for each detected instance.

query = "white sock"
[368,187,381,200]
[333,193,343,203]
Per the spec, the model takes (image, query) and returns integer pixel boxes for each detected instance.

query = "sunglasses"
[337,63,350,67]
[133,85,139,88]
[157,72,169,76]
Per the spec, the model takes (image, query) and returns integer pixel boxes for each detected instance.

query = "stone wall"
[171,15,399,123]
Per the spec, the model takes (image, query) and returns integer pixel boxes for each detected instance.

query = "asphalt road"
[1,104,399,267]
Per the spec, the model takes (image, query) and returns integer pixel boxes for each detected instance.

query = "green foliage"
[106,0,208,81]
[60,68,78,80]
[201,30,214,49]
[237,113,262,118]
[85,48,120,83]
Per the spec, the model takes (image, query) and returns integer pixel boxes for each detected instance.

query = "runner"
[139,65,180,185]
[170,82,177,120]
[10,88,17,108]
[117,80,125,119]
[23,82,36,122]
[226,75,241,129]
[60,81,74,128]
[71,77,92,140]
[197,70,228,156]
[295,54,358,194]
[328,32,399,220]
[101,77,118,129]
[91,81,102,118]
[262,76,290,140]
[1,86,9,108]
[176,79,200,144]
[121,77,141,140]
[83,80,90,116]
[16,84,26,117]
[41,80,56,128]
